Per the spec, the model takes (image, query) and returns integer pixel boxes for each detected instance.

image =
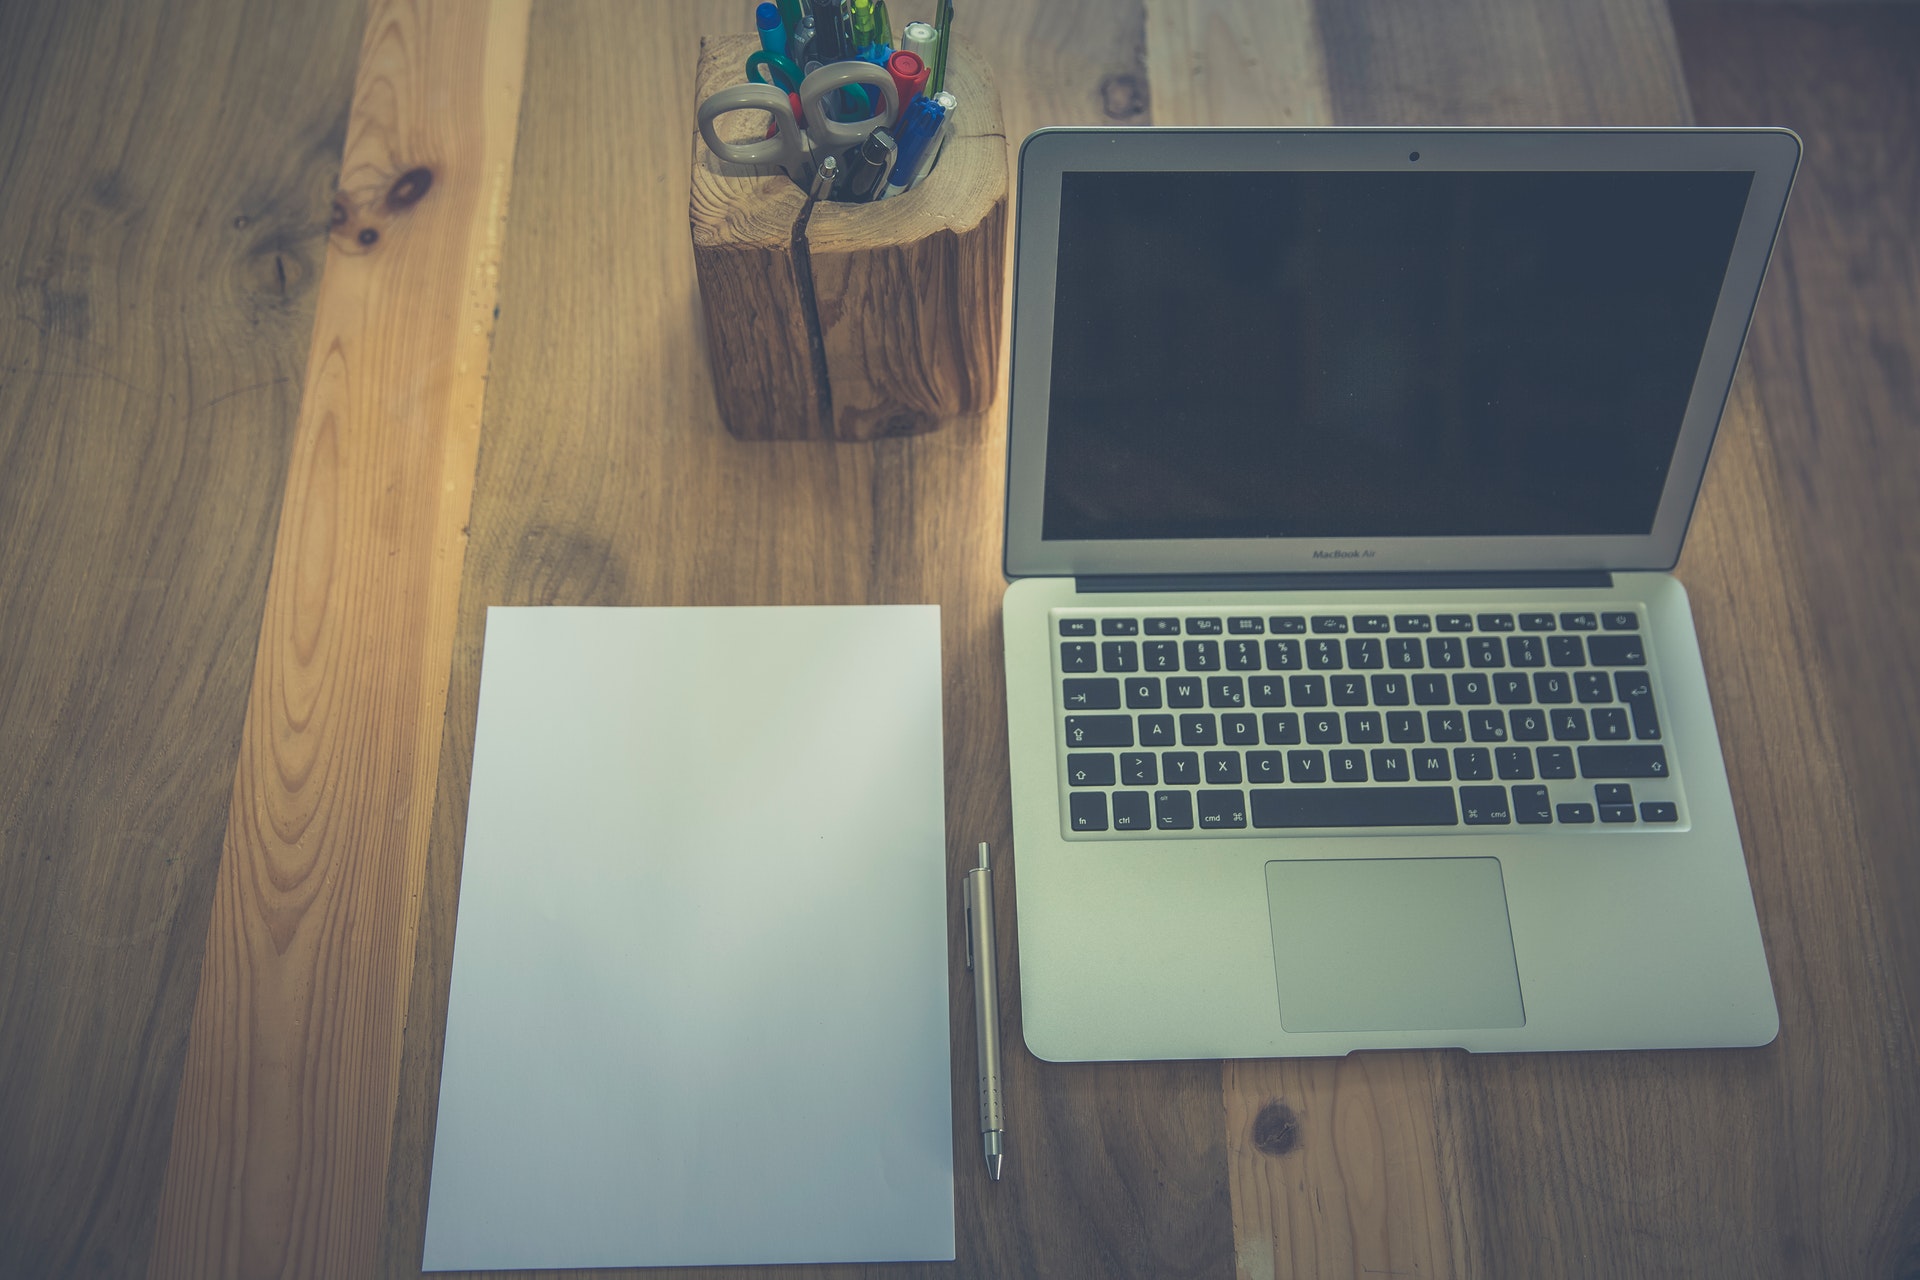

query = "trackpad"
[1264,858,1525,1033]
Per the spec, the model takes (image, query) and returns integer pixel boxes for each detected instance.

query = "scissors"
[699,61,900,186]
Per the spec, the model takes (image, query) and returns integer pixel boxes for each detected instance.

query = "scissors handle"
[697,83,811,185]
[799,62,900,153]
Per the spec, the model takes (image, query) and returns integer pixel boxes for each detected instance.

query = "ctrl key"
[1069,792,1108,832]
[1112,791,1152,830]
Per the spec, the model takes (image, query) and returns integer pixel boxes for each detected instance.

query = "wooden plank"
[0,1,367,1275]
[145,3,530,1277]
[377,2,1236,1276]
[1145,0,1333,127]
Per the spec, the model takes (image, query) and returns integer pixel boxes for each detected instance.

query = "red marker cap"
[886,50,928,116]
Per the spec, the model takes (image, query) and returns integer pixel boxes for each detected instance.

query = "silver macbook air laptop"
[1000,127,1799,1060]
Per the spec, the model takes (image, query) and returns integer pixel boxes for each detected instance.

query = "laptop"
[1000,127,1800,1060]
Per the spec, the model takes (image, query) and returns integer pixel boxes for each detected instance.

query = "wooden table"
[3,2,1917,1277]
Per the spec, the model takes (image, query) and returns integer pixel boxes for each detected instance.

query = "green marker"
[874,0,893,53]
[929,0,953,95]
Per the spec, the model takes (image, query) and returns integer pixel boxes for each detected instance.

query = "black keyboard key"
[1371,749,1411,782]
[1248,677,1286,707]
[1477,613,1515,632]
[1111,791,1151,829]
[1145,617,1180,635]
[1534,672,1572,704]
[1592,707,1630,740]
[1602,611,1640,631]
[1519,613,1555,632]
[1560,612,1598,631]
[1455,747,1494,780]
[1557,802,1594,823]
[1059,618,1095,636]
[1550,708,1589,740]
[1452,673,1491,705]
[1062,678,1121,710]
[1228,616,1265,634]
[1600,804,1636,823]
[1394,614,1433,633]
[1386,711,1425,743]
[1586,635,1646,666]
[1311,616,1349,633]
[1346,638,1384,669]
[1125,677,1162,709]
[1345,711,1384,743]
[1264,638,1302,670]
[1287,750,1327,783]
[1329,749,1368,782]
[1163,752,1199,784]
[1595,784,1634,806]
[1437,613,1474,632]
[1537,746,1576,779]
[1070,792,1108,830]
[1354,615,1391,633]
[1468,637,1505,668]
[1250,786,1458,828]
[1222,713,1259,745]
[1306,638,1343,670]
[1144,640,1180,671]
[1370,675,1409,705]
[1154,790,1194,829]
[1459,785,1511,825]
[1387,638,1425,669]
[1138,715,1176,747]
[1507,635,1544,668]
[1061,642,1096,672]
[1167,677,1204,708]
[1469,710,1508,742]
[1304,712,1343,744]
[1246,751,1286,783]
[1184,639,1222,671]
[1494,673,1531,705]
[1575,671,1614,704]
[1065,715,1131,747]
[1262,712,1302,745]
[1548,636,1586,668]
[1641,801,1678,823]
[1269,615,1307,634]
[1102,617,1139,635]
[1509,708,1548,742]
[1330,675,1368,706]
[1225,639,1261,671]
[1208,676,1245,708]
[1428,710,1466,742]
[1179,714,1218,746]
[1289,675,1328,707]
[1204,751,1242,784]
[1197,790,1247,829]
[1186,617,1223,635]
[1514,785,1552,823]
[1412,748,1451,781]
[1067,753,1116,786]
[1495,747,1534,780]
[1579,745,1670,778]
[1102,640,1139,672]
[1121,753,1157,786]
[1427,637,1465,668]
[1412,674,1450,705]
[1616,673,1661,740]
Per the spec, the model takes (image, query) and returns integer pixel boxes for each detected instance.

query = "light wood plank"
[1144,0,1333,127]
[147,3,529,1276]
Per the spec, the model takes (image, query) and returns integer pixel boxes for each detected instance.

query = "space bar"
[1250,787,1459,828]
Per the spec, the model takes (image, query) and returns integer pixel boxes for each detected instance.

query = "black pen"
[844,127,897,202]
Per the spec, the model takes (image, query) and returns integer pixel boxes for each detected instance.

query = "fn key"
[1069,792,1108,831]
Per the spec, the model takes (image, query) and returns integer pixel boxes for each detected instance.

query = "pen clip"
[964,900,974,970]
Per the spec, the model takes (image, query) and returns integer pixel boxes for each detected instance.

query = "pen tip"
[987,1153,1003,1181]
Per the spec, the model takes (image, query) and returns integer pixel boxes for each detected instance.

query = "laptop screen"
[1040,169,1753,543]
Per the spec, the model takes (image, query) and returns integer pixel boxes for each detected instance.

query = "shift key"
[1065,715,1133,748]
[1578,745,1669,778]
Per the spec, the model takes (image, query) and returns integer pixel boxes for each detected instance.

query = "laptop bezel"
[1001,127,1801,580]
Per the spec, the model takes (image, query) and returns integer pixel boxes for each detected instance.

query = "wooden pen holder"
[690,35,1007,440]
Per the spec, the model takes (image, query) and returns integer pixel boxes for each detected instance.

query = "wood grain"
[145,3,530,1277]
[0,1,366,1276]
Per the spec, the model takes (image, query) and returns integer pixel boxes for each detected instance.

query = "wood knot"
[358,228,379,246]
[1099,73,1149,121]
[385,166,433,211]
[1251,1101,1301,1157]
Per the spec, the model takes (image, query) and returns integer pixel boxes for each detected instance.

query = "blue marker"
[879,96,945,199]
[755,2,787,57]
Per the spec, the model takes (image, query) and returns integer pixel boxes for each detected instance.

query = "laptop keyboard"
[1052,608,1685,836]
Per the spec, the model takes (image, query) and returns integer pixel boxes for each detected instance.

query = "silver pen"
[965,842,1006,1180]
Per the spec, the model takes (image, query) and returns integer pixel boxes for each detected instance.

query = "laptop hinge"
[1073,570,1615,594]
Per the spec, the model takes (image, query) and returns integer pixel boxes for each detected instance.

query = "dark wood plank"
[378,3,1235,1277]
[0,1,366,1275]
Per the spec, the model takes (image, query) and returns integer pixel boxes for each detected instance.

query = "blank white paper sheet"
[422,605,955,1271]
